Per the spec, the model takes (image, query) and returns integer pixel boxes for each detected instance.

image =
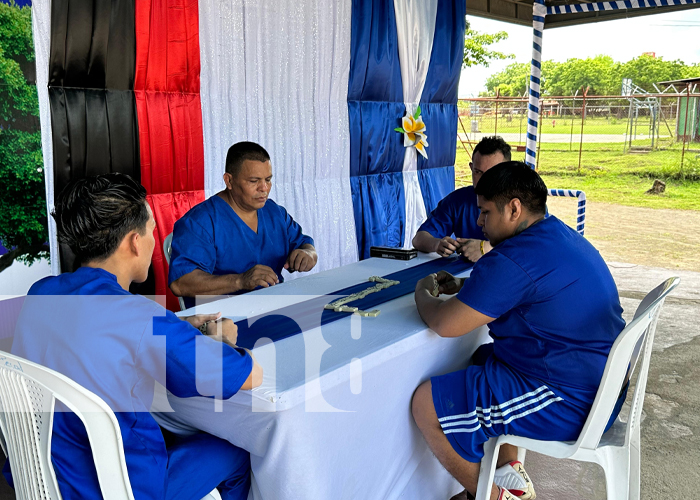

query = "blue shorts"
[431,344,590,463]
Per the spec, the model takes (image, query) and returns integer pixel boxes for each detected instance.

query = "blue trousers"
[162,428,251,500]
[3,426,250,500]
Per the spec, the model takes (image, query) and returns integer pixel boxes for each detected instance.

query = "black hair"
[474,161,547,215]
[225,141,271,177]
[52,173,149,263]
[473,136,512,162]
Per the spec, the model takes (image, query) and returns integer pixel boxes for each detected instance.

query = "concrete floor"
[0,262,697,499]
[525,262,700,500]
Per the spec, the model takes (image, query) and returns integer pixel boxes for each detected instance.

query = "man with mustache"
[169,141,317,308]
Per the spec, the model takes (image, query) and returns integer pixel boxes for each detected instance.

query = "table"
[152,254,489,500]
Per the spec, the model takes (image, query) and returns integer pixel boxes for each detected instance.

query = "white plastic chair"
[163,232,187,311]
[0,350,221,500]
[475,276,681,500]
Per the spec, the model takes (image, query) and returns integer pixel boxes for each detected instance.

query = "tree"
[0,2,48,273]
[484,54,700,97]
[463,20,514,68]
[484,60,559,96]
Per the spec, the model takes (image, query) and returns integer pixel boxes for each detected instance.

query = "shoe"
[496,487,522,500]
[493,461,536,500]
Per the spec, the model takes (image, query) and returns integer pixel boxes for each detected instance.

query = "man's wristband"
[480,240,485,255]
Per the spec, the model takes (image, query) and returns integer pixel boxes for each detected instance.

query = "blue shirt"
[8,267,253,500]
[169,196,314,307]
[417,186,483,240]
[457,216,625,406]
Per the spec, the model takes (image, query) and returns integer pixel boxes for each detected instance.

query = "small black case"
[369,246,417,260]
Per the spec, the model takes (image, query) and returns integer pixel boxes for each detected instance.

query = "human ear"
[128,231,141,257]
[509,199,522,221]
[223,172,233,189]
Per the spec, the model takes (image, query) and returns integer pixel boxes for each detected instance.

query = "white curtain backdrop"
[199,0,358,275]
[393,0,438,249]
[32,0,58,275]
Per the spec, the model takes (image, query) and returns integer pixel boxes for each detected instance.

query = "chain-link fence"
[456,92,700,185]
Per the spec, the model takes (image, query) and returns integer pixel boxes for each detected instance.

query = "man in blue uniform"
[169,141,317,308]
[6,174,262,500]
[412,163,625,500]
[412,136,511,262]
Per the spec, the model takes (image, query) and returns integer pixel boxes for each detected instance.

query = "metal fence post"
[578,86,588,174]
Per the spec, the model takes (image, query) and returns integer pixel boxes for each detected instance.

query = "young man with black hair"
[6,173,262,500]
[169,141,317,308]
[412,136,511,262]
[412,162,625,500]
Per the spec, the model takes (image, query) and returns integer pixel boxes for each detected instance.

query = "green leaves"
[413,105,421,120]
[394,127,406,133]
[463,20,514,69]
[0,2,47,270]
[485,55,700,97]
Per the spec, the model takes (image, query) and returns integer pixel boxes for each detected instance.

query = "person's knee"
[411,380,436,430]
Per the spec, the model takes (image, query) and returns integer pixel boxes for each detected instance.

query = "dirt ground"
[547,197,700,272]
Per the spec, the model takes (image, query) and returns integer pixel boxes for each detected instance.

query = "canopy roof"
[467,0,700,28]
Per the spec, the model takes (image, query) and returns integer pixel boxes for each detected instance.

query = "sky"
[459,8,700,97]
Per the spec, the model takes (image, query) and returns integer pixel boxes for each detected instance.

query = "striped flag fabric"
[33,0,465,310]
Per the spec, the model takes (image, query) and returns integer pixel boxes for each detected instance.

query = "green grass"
[454,143,700,211]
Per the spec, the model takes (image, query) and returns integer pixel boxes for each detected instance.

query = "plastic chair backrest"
[163,233,174,265]
[0,351,135,500]
[573,277,680,452]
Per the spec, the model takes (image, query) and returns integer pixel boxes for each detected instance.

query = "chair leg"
[476,438,500,500]
[517,447,527,465]
[601,447,630,500]
[629,427,641,500]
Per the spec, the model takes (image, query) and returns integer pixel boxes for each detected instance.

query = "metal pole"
[525,0,546,169]
[569,89,579,151]
[494,87,500,135]
[578,86,588,174]
[680,83,691,180]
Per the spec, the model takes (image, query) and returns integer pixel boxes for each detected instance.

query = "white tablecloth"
[152,254,489,499]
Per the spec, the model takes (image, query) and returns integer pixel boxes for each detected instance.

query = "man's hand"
[436,237,460,257]
[204,318,239,347]
[457,239,489,263]
[416,274,439,297]
[238,265,279,290]
[284,247,317,273]
[182,312,221,329]
[436,270,465,295]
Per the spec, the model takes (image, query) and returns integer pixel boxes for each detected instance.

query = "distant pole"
[578,86,588,174]
[525,0,546,169]
[494,87,500,135]
[680,83,691,180]
[569,89,579,151]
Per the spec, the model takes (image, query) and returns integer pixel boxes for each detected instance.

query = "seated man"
[413,136,511,262]
[169,141,317,308]
[6,173,262,500]
[412,162,625,500]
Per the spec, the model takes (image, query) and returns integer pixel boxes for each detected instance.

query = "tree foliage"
[0,1,48,273]
[485,54,700,97]
[463,20,514,68]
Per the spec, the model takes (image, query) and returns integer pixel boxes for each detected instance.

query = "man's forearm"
[413,231,439,253]
[415,287,443,330]
[170,269,243,297]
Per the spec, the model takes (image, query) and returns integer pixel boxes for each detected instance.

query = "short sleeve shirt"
[418,186,484,240]
[169,196,314,304]
[456,216,625,402]
[11,267,253,500]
